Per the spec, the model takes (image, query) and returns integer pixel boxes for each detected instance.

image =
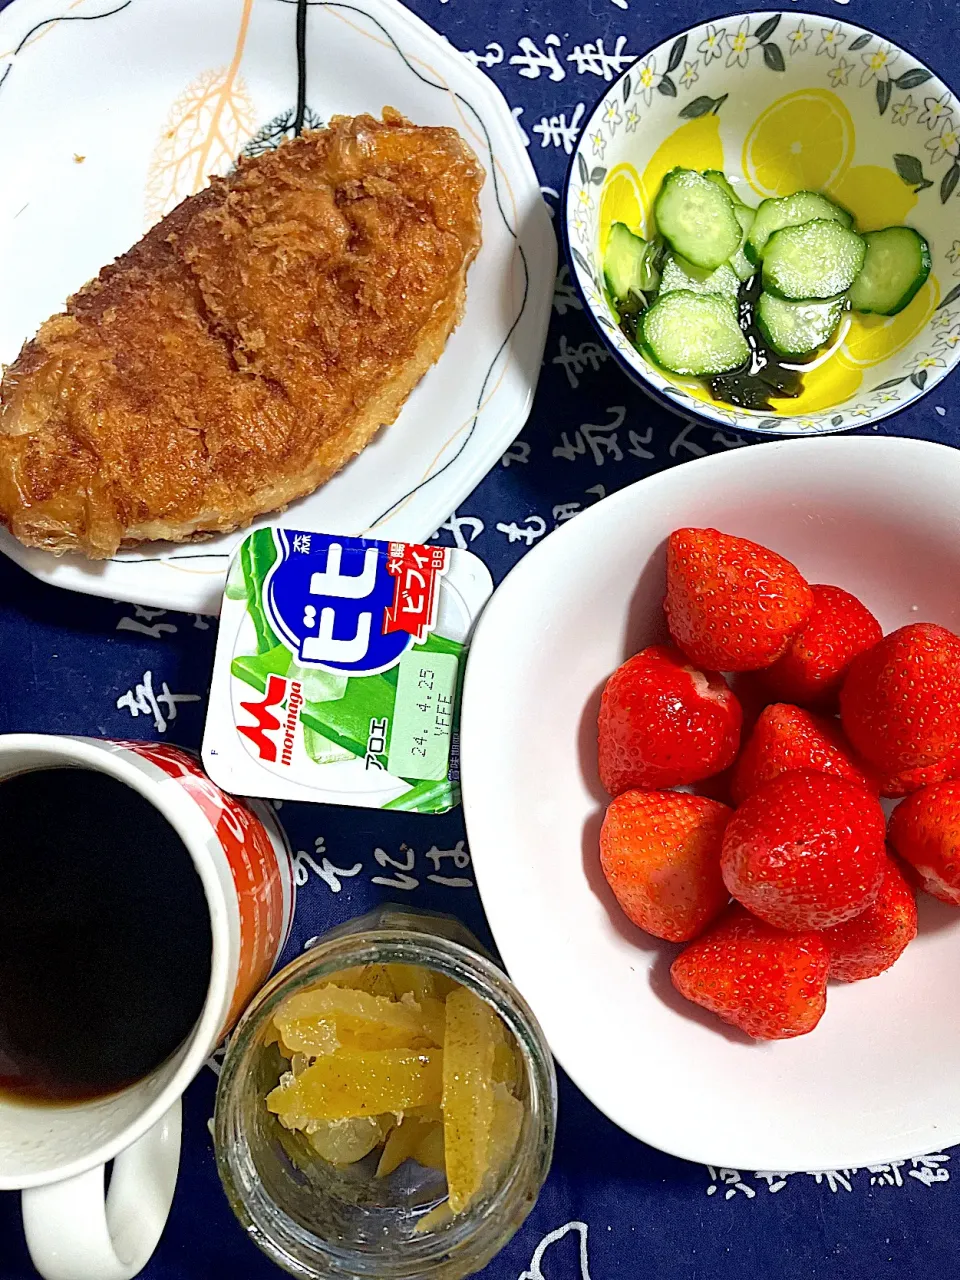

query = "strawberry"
[759,584,882,710]
[664,528,814,672]
[721,771,886,930]
[822,856,917,982]
[597,645,741,794]
[840,623,960,773]
[693,767,734,807]
[730,703,878,806]
[599,791,731,941]
[877,749,960,799]
[888,780,960,905]
[670,904,830,1040]
[727,672,776,737]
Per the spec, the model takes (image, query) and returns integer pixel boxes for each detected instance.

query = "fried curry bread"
[0,109,483,558]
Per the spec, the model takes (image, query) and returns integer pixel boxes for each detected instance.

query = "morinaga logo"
[237,674,303,766]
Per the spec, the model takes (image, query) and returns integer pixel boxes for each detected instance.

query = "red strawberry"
[731,703,878,806]
[721,771,886,929]
[597,645,741,794]
[670,904,830,1040]
[599,791,731,941]
[728,672,776,736]
[759,584,882,710]
[664,528,814,672]
[840,623,960,773]
[822,856,917,982]
[693,767,734,807]
[878,749,960,799]
[888,780,960,905]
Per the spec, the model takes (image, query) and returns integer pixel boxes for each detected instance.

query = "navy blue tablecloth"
[2,0,960,1276]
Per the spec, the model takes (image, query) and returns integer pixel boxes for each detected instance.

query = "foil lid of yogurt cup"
[202,528,492,813]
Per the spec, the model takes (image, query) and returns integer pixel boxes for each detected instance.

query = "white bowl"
[462,436,960,1171]
[564,10,960,435]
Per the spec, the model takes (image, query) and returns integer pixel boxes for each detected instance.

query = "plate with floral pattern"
[0,0,554,611]
[564,10,960,436]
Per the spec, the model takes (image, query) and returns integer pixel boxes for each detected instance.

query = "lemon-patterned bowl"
[564,11,960,435]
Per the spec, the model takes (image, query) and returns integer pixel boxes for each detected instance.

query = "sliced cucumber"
[755,292,846,358]
[746,192,854,263]
[702,170,741,204]
[762,220,866,300]
[659,253,740,304]
[604,222,658,301]
[640,290,750,376]
[654,168,742,271]
[730,204,757,281]
[848,226,932,316]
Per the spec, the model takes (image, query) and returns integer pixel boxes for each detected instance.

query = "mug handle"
[21,1100,182,1280]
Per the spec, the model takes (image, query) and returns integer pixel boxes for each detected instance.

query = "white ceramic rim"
[0,735,233,1190]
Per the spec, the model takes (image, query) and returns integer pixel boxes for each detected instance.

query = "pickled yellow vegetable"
[441,987,499,1213]
[321,966,369,990]
[487,1083,523,1178]
[406,1103,443,1123]
[413,1121,445,1172]
[415,1200,453,1234]
[267,1048,442,1121]
[415,997,446,1048]
[431,973,460,999]
[265,963,525,1220]
[308,1116,391,1165]
[275,986,429,1055]
[324,964,396,997]
[387,963,436,1002]
[356,965,396,998]
[376,1114,431,1177]
[492,1038,519,1089]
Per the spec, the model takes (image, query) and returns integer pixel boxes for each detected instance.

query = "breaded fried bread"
[0,109,483,558]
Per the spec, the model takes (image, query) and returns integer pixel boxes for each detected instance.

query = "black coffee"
[0,767,212,1103]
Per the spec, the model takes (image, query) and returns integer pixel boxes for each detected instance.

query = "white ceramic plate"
[462,436,960,1171]
[0,0,554,612]
[564,10,960,436]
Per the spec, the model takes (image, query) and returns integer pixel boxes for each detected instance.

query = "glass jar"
[214,907,556,1280]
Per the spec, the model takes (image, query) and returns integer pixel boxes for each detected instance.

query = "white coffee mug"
[0,735,296,1280]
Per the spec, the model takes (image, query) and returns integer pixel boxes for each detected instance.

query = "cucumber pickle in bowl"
[563,11,960,435]
[606,168,930,411]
